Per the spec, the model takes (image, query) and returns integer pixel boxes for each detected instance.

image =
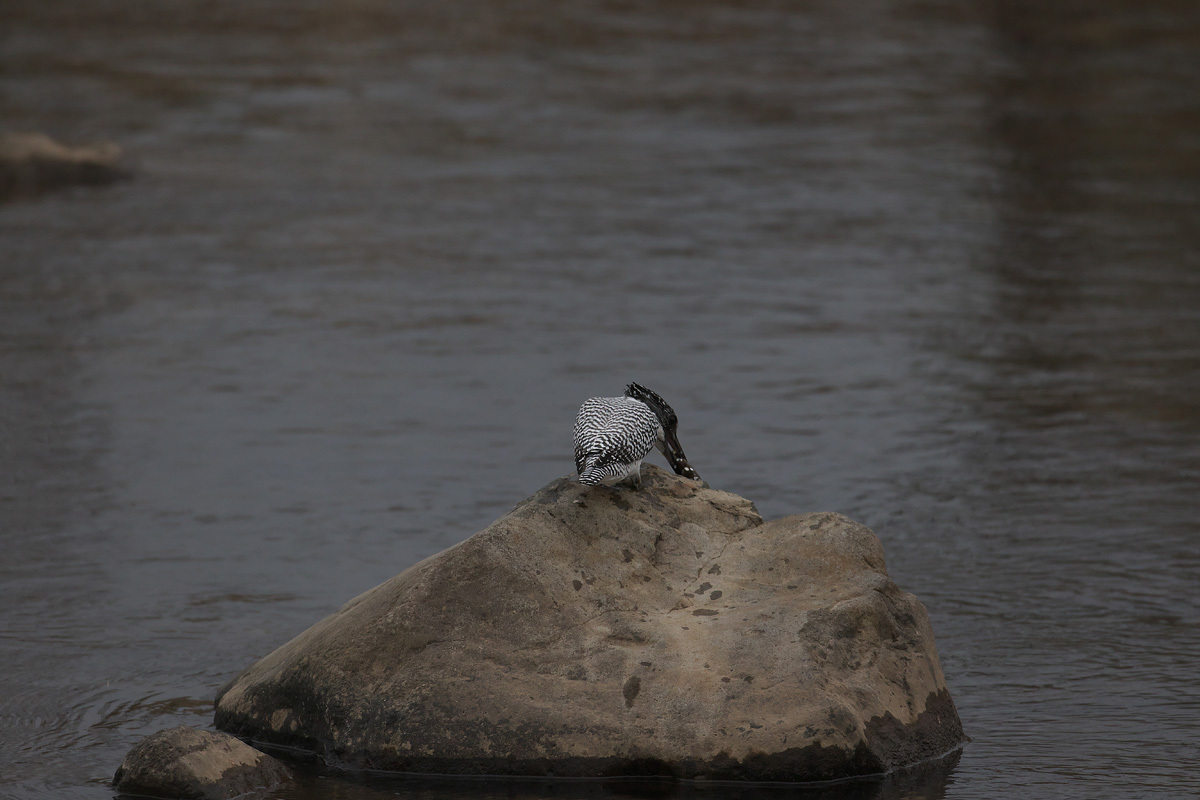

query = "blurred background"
[1,1,1198,798]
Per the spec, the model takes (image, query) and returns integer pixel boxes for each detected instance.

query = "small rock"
[0,131,129,202]
[113,726,292,800]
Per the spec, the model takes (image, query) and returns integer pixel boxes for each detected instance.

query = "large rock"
[0,131,128,202]
[113,726,292,799]
[215,466,964,782]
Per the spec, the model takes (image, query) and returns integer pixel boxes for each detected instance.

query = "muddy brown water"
[2,2,1198,799]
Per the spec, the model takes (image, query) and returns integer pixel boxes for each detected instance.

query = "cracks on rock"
[649,530,670,569]
[657,537,736,616]
[410,636,467,653]
[705,498,763,529]
[681,538,733,599]
[521,608,616,651]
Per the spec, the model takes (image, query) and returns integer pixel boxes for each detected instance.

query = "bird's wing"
[573,396,658,472]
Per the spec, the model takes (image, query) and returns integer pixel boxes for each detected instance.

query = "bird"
[573,382,701,488]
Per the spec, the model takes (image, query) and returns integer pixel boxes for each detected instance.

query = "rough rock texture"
[113,726,292,800]
[215,466,964,781]
[0,131,128,202]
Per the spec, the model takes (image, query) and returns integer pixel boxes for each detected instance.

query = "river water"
[2,2,1198,798]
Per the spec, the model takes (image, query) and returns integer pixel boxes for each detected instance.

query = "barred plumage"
[573,383,700,488]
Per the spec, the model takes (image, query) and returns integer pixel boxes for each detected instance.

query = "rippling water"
[2,2,1198,798]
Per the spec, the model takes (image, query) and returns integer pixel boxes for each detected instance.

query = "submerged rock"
[0,131,128,202]
[113,725,292,799]
[215,466,964,782]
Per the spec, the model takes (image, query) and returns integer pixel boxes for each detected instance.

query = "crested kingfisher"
[573,382,701,488]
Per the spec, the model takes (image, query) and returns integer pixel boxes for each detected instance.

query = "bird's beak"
[663,428,701,481]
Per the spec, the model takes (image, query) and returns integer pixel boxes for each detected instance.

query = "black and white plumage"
[573,383,701,488]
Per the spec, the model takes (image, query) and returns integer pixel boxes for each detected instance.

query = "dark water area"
[2,1,1198,798]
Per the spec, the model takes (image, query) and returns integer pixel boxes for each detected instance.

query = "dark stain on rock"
[623,676,641,708]
[692,609,719,616]
[709,590,722,601]
[608,493,632,511]
[639,661,652,667]
[641,492,667,513]
[621,549,634,563]
[607,625,647,644]
[862,688,966,771]
[707,564,721,575]
[299,724,959,783]
[572,580,583,591]
[698,582,712,593]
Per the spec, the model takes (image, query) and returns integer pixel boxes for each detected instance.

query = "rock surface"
[113,726,292,799]
[0,131,128,202]
[215,466,964,782]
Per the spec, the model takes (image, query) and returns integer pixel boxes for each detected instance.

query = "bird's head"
[624,382,678,430]
[624,382,701,482]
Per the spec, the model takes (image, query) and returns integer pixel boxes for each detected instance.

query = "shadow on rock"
[265,747,961,800]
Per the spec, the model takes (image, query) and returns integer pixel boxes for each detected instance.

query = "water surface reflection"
[2,2,1198,799]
